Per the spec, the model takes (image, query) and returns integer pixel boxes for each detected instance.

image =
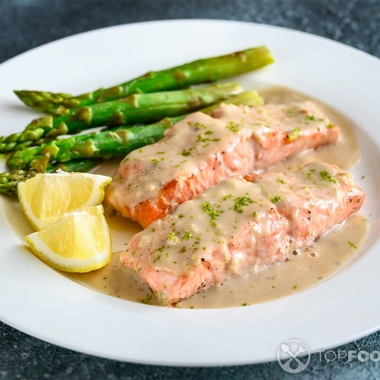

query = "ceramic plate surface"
[1,20,380,366]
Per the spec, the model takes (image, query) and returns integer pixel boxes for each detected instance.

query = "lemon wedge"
[24,205,112,273]
[17,171,112,230]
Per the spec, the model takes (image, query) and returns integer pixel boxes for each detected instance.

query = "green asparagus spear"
[7,91,263,172]
[0,83,242,154]
[0,159,100,195]
[15,46,274,115]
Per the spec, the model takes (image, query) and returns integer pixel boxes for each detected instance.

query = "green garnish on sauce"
[167,231,177,240]
[348,241,358,249]
[182,230,193,240]
[320,170,337,184]
[202,202,222,226]
[270,195,282,204]
[181,149,192,157]
[226,121,240,132]
[234,195,254,213]
[286,127,301,142]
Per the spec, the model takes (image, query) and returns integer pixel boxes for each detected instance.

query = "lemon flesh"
[24,205,112,273]
[17,171,112,230]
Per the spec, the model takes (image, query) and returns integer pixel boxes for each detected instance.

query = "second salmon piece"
[105,101,340,228]
[119,162,365,306]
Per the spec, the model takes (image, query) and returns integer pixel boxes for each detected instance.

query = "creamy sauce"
[5,86,368,309]
[66,212,368,308]
[260,86,361,171]
[182,213,369,308]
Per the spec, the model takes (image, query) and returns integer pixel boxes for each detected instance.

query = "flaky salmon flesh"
[120,162,364,305]
[104,101,340,228]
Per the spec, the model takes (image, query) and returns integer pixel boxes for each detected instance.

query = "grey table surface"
[0,0,380,379]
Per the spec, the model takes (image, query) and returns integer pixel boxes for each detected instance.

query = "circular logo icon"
[277,339,311,373]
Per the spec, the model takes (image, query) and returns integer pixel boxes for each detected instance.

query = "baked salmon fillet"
[120,162,365,305]
[105,101,340,228]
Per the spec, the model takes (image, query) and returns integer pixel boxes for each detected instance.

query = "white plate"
[1,20,380,366]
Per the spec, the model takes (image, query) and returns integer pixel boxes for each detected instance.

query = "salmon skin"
[120,162,365,306]
[105,101,340,228]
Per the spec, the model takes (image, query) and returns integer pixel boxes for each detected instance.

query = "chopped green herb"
[226,121,240,132]
[327,122,335,129]
[194,121,205,129]
[181,149,192,157]
[178,213,185,218]
[234,195,254,213]
[270,195,282,204]
[196,134,221,144]
[151,158,159,165]
[348,241,358,249]
[182,230,193,240]
[277,177,287,184]
[320,170,337,184]
[308,115,322,122]
[202,202,222,226]
[307,168,316,180]
[138,294,153,305]
[292,285,297,290]
[166,231,177,241]
[242,303,248,306]
[286,127,301,142]
[306,115,325,122]
[252,211,258,218]
[174,159,188,168]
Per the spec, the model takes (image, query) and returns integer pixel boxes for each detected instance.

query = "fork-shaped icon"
[293,342,308,358]
[280,342,310,372]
